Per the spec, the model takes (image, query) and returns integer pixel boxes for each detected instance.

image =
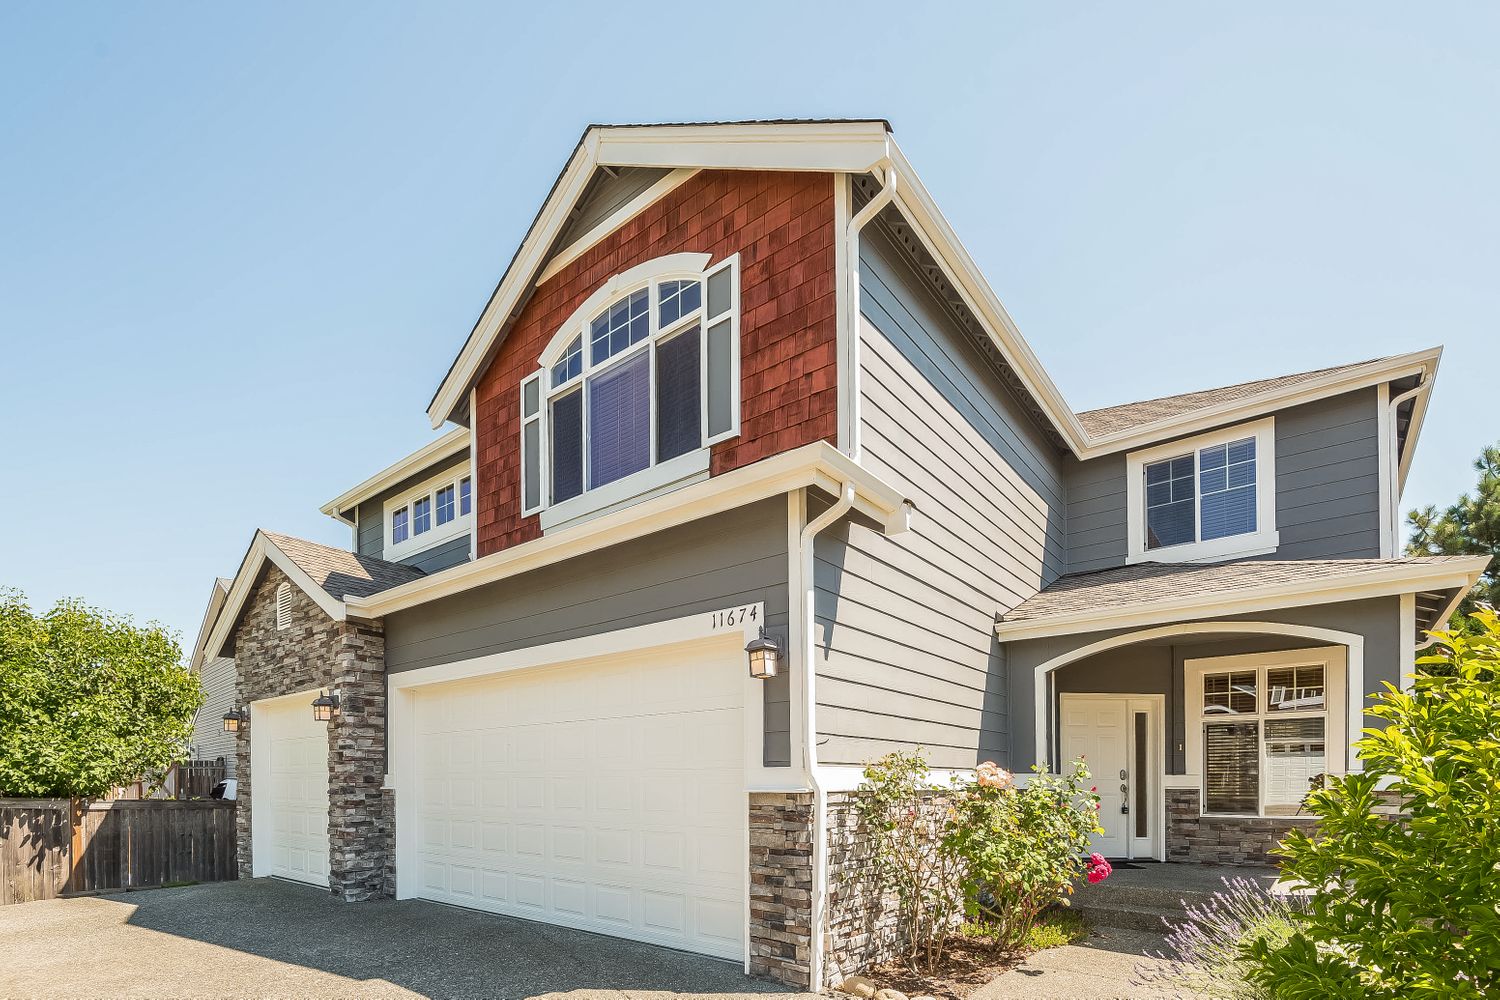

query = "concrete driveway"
[0,879,809,1000]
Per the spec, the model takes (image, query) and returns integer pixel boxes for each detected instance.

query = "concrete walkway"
[971,926,1187,1000]
[0,879,810,1000]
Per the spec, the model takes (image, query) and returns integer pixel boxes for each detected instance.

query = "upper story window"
[1125,417,1278,564]
[521,253,740,527]
[386,469,473,560]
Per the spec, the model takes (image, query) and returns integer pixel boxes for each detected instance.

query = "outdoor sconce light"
[745,627,780,680]
[311,690,340,722]
[221,707,248,733]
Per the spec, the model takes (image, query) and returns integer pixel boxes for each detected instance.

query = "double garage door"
[411,643,746,960]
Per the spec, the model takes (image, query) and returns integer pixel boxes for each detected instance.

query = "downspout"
[845,159,897,464]
[800,482,856,991]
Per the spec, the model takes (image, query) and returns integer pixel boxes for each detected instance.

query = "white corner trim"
[1399,592,1417,692]
[319,428,471,523]
[833,174,852,454]
[536,169,701,286]
[1376,382,1395,558]
[1029,621,1366,775]
[994,557,1490,642]
[1124,417,1278,565]
[348,441,909,619]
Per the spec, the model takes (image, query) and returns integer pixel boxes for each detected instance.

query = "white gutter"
[798,482,856,991]
[844,159,896,463]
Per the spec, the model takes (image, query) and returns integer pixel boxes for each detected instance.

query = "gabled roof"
[203,530,425,659]
[320,427,470,525]
[1071,348,1442,462]
[993,555,1488,641]
[187,576,232,672]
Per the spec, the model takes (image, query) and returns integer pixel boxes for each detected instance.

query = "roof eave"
[1072,347,1444,460]
[992,555,1489,642]
[203,531,350,661]
[319,427,471,523]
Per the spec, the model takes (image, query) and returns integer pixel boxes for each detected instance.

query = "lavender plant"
[1132,877,1299,1000]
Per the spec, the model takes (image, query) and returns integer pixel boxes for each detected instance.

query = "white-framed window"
[521,252,740,527]
[1184,646,1346,817]
[385,468,473,560]
[1125,418,1279,563]
[274,582,292,631]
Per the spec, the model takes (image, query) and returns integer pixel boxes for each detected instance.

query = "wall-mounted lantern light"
[221,707,248,733]
[745,627,780,680]
[311,690,340,722]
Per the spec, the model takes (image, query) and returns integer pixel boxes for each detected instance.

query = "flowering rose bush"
[944,758,1106,951]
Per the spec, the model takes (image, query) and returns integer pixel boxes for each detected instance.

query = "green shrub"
[944,759,1105,952]
[1247,608,1500,998]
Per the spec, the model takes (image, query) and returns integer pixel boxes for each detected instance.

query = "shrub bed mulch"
[865,937,1028,1000]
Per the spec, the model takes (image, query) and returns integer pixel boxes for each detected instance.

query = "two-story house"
[190,120,1486,990]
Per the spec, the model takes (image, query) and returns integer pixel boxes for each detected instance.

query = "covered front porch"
[994,558,1481,866]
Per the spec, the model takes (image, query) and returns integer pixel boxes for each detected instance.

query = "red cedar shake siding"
[472,169,837,558]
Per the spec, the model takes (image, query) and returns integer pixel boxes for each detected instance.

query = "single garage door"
[412,643,745,960]
[255,695,330,887]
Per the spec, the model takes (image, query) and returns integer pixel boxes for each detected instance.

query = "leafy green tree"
[1406,442,1500,622]
[1247,609,1500,999]
[0,590,202,798]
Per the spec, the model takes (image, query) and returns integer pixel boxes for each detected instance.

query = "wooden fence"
[0,798,237,905]
[110,758,228,801]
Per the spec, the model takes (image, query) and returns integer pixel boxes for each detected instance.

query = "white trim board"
[320,428,470,525]
[993,557,1489,641]
[536,169,701,286]
[349,441,910,619]
[205,531,351,660]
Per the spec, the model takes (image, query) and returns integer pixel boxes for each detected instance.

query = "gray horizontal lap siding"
[1062,387,1383,572]
[1005,595,1402,772]
[383,498,793,766]
[812,224,1065,771]
[397,535,470,575]
[189,655,238,776]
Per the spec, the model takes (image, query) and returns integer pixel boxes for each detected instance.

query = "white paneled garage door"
[254,695,330,887]
[412,643,746,960]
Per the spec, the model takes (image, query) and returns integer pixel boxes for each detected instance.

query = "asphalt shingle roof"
[261,531,426,601]
[999,557,1478,626]
[1075,358,1387,437]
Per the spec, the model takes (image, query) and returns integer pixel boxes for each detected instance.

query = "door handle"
[1120,782,1128,794]
[1119,769,1127,780]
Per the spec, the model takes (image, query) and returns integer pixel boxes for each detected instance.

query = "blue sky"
[2,3,1495,650]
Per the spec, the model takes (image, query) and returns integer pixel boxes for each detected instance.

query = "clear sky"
[2,3,1495,651]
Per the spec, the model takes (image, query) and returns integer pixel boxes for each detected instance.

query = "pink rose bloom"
[975,761,1014,790]
[1087,866,1109,884]
[1090,852,1107,867]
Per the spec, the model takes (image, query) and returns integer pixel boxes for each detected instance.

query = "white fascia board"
[1396,357,1439,491]
[204,532,349,660]
[187,577,231,673]
[992,556,1490,642]
[536,169,701,286]
[1073,348,1443,460]
[348,441,908,619]
[883,141,1091,452]
[593,122,892,172]
[319,427,471,523]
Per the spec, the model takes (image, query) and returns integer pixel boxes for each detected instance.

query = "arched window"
[274,582,292,631]
[520,253,739,518]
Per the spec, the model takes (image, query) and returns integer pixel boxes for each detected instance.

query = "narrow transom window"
[384,468,473,558]
[274,582,292,630]
[436,484,456,525]
[521,254,740,520]
[391,506,409,545]
[413,496,431,535]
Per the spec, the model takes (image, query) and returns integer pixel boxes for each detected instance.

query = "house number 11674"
[710,606,757,629]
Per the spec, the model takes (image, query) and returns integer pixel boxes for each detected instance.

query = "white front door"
[408,641,746,960]
[252,693,330,887]
[1059,694,1160,860]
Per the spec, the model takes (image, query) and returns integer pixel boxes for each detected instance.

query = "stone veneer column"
[1166,787,1317,864]
[748,792,814,987]
[231,565,392,900]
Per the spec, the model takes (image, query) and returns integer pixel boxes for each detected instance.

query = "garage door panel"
[412,644,746,960]
[258,700,330,888]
